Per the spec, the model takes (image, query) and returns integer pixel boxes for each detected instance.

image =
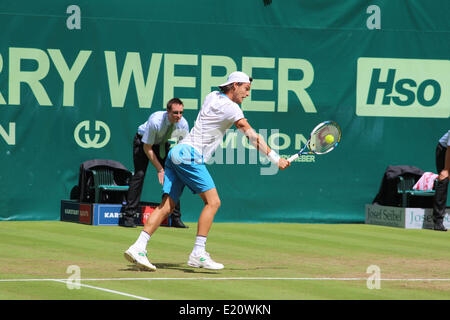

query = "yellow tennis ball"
[325,134,334,144]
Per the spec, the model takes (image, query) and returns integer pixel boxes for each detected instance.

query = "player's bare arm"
[234,118,290,170]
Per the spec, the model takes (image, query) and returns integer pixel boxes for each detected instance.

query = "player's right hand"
[278,158,290,170]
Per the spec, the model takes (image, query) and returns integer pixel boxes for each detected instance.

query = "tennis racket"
[287,121,341,163]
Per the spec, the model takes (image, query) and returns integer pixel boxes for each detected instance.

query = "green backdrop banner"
[1,0,449,222]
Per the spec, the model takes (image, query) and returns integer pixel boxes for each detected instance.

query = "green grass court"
[0,221,449,300]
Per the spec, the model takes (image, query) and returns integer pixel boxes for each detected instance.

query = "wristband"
[267,150,280,164]
[157,168,164,173]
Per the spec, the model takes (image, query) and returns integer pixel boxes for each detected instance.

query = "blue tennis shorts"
[162,144,216,203]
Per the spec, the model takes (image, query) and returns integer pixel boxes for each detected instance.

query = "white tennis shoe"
[187,251,224,270]
[124,245,156,271]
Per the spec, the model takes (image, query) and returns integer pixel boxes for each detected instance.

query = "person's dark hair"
[167,97,183,111]
[219,78,253,93]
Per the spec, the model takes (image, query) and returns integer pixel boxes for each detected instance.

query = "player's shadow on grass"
[157,262,220,274]
[226,266,288,271]
[122,263,220,274]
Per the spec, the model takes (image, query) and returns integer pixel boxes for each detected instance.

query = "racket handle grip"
[287,154,299,163]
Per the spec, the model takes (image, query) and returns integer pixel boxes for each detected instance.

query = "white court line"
[0,278,151,300]
[52,280,151,300]
[1,277,450,282]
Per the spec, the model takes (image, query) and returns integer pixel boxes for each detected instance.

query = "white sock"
[134,231,150,250]
[192,235,207,255]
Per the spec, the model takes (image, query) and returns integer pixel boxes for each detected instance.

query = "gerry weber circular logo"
[74,120,111,148]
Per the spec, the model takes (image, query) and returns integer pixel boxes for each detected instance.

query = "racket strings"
[310,123,340,154]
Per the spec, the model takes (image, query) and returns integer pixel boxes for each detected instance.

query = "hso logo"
[74,120,111,148]
[356,58,450,118]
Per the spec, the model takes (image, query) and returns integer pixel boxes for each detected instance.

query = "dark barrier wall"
[0,1,449,222]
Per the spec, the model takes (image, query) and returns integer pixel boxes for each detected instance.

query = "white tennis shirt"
[181,91,245,162]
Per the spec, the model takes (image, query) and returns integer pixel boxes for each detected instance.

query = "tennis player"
[124,71,290,271]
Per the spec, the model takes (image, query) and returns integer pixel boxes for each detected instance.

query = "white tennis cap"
[219,71,251,87]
